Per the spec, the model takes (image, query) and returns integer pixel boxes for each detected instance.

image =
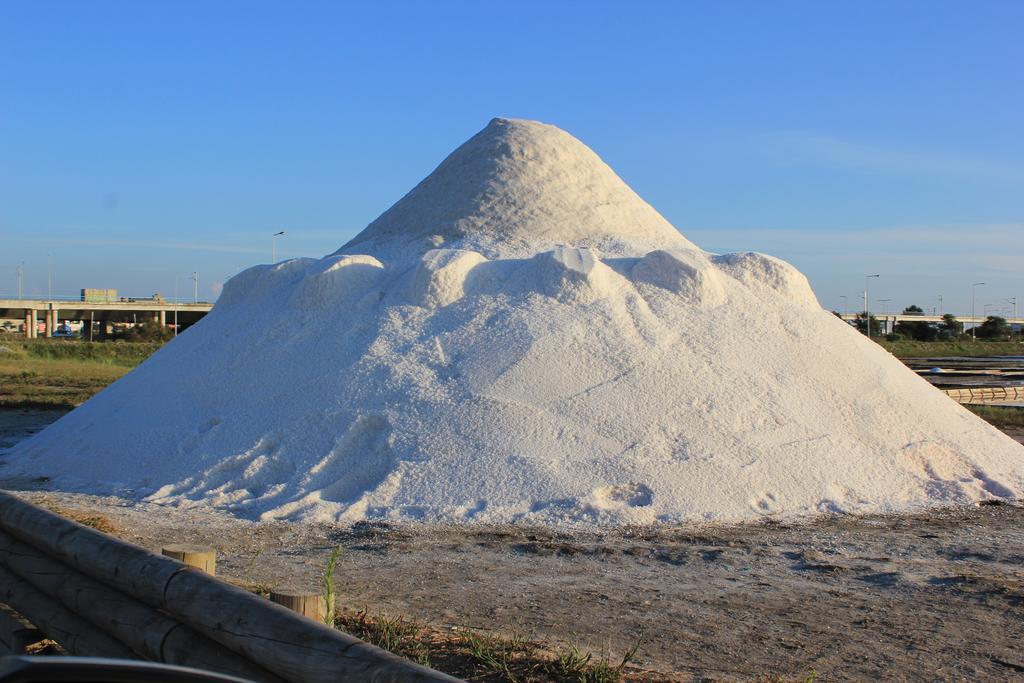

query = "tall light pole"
[864,274,880,338]
[16,262,24,301]
[272,231,285,263]
[1011,297,1019,339]
[878,298,892,336]
[839,295,848,317]
[173,276,179,337]
[47,254,52,300]
[936,294,943,316]
[192,271,199,304]
[971,282,985,340]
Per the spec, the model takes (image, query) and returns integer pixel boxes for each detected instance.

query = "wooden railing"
[942,386,1024,404]
[0,490,459,682]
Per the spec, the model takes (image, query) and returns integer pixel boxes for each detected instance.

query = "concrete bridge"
[0,298,213,338]
[837,312,1024,336]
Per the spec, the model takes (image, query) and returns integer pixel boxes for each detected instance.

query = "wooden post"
[270,590,326,622]
[162,544,217,574]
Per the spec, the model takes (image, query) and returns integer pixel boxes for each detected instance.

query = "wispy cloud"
[34,237,268,255]
[756,132,1024,183]
[687,223,1024,252]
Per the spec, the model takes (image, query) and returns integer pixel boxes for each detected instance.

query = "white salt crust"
[7,118,1023,525]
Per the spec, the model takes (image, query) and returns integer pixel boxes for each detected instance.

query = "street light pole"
[173,276,180,337]
[840,295,848,317]
[192,272,199,304]
[47,255,52,300]
[937,294,943,316]
[272,231,285,263]
[971,282,985,340]
[16,262,24,301]
[864,274,879,338]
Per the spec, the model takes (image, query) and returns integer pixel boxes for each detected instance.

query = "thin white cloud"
[34,237,267,255]
[686,223,1024,254]
[757,132,1024,183]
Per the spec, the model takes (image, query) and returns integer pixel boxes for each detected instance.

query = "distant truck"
[81,288,118,303]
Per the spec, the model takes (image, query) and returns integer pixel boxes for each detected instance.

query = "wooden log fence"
[942,385,1024,404]
[0,490,459,682]
[0,530,278,680]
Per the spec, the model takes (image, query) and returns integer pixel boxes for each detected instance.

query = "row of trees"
[836,305,1016,341]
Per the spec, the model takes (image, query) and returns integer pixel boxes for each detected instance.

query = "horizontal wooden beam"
[0,491,458,683]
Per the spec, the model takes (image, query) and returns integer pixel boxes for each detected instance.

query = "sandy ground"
[3,415,1023,681]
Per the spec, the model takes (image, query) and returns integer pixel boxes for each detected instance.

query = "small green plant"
[322,545,342,625]
[242,549,262,584]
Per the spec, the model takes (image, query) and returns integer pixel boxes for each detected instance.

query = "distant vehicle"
[52,324,76,339]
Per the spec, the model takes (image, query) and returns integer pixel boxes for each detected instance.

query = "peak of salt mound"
[339,118,694,260]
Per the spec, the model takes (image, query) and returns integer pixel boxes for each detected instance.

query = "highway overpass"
[837,312,1024,335]
[0,298,213,338]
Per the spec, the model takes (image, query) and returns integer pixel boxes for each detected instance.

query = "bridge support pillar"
[44,307,53,338]
[158,310,166,326]
[24,310,33,339]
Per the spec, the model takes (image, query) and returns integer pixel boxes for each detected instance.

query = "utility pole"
[971,282,985,340]
[272,231,285,263]
[1012,297,1019,339]
[879,298,892,336]
[864,274,879,338]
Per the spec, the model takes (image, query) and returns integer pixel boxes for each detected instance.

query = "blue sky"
[1,0,1021,315]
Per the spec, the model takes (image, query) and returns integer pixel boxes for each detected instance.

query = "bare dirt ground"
[7,491,1022,681]
[3,417,1023,681]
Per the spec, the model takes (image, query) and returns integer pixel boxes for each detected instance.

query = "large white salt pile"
[7,118,1023,524]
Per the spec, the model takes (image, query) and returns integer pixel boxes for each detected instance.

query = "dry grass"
[335,608,648,681]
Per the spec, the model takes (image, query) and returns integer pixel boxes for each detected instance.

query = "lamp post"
[173,276,178,337]
[16,262,24,301]
[840,295,848,318]
[47,255,52,300]
[864,274,880,338]
[971,282,985,340]
[192,272,199,304]
[878,298,892,336]
[1011,297,1019,339]
[936,294,943,316]
[272,231,285,263]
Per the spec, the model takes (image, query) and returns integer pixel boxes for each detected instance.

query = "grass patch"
[966,404,1024,429]
[879,339,1023,358]
[336,610,433,668]
[0,340,162,408]
[5,339,165,366]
